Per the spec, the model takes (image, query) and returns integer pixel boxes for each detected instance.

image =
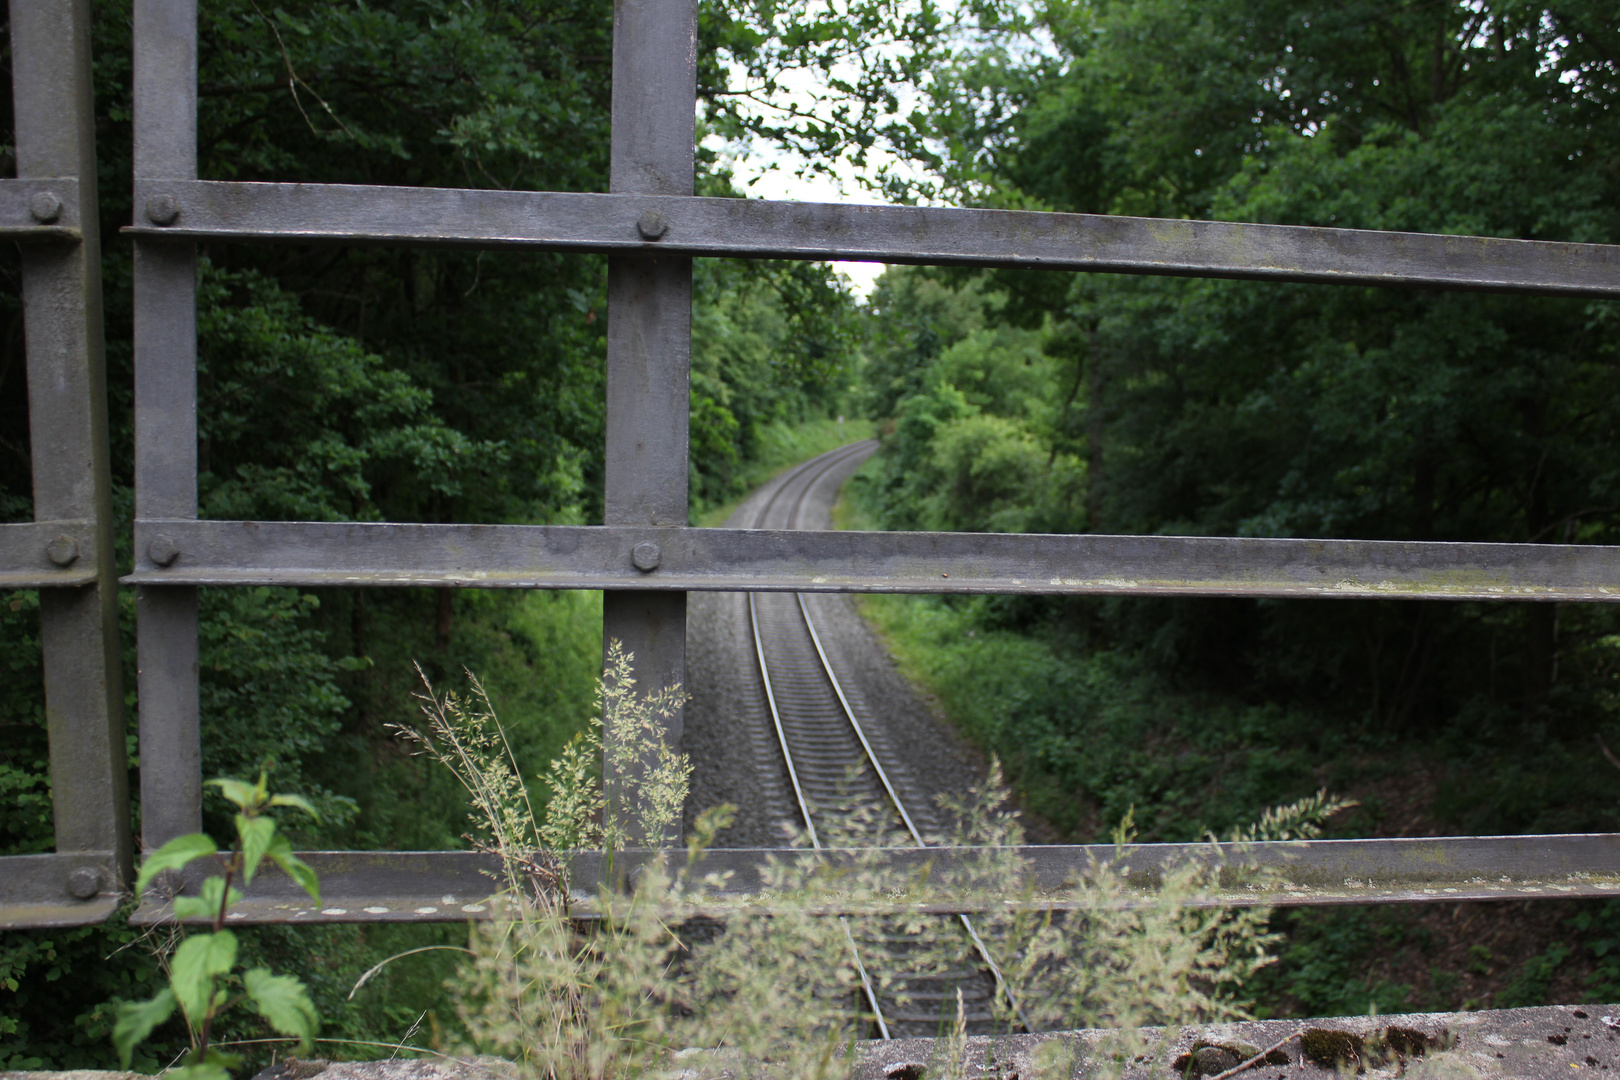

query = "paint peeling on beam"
[122,833,1620,925]
[120,519,1620,601]
[123,180,1620,297]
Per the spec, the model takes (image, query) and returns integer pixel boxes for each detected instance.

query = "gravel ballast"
[683,443,985,847]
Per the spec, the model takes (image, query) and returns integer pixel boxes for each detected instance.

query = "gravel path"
[683,442,987,847]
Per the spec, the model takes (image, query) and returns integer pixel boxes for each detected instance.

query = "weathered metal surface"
[123,518,1620,601]
[132,0,203,853]
[124,179,1620,297]
[128,834,1620,925]
[0,852,122,929]
[0,520,98,587]
[599,0,698,842]
[2,0,133,920]
[0,177,81,238]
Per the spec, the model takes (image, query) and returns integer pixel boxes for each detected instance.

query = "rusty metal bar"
[598,0,698,843]
[122,519,1620,602]
[132,0,203,853]
[124,180,1620,298]
[0,0,132,930]
[127,833,1620,925]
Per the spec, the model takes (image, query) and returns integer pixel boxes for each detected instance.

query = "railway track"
[743,441,1030,1039]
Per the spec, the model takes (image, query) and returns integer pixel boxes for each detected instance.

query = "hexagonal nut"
[631,541,662,572]
[636,209,668,241]
[145,194,181,226]
[147,533,181,567]
[28,190,63,224]
[67,866,100,899]
[45,533,80,567]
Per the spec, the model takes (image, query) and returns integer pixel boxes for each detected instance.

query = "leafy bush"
[114,776,323,1080]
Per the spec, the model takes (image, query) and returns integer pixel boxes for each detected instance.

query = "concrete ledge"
[4,1005,1612,1080]
[851,1003,1619,1080]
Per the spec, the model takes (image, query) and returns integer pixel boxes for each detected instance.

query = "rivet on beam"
[145,194,180,226]
[147,534,181,567]
[28,190,62,223]
[631,541,662,572]
[45,534,79,566]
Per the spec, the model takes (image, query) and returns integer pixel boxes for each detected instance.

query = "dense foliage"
[0,0,863,1066]
[854,0,1620,848]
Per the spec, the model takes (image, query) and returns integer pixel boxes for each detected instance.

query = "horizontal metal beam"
[126,833,1620,925]
[124,180,1620,297]
[0,851,123,928]
[0,176,81,240]
[121,518,1620,601]
[0,519,99,587]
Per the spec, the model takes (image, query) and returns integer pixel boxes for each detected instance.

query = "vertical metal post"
[11,0,131,885]
[132,0,202,852]
[602,0,697,840]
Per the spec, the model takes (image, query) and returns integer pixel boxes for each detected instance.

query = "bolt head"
[67,867,100,899]
[631,541,662,572]
[145,194,180,226]
[636,209,668,241]
[46,534,80,567]
[28,191,62,224]
[147,534,181,567]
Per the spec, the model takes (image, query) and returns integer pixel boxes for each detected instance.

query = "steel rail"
[746,441,1029,1036]
[746,441,893,1037]
[779,457,1033,1034]
[795,590,1034,1034]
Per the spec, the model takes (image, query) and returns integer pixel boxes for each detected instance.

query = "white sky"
[699,11,1052,300]
[714,153,898,298]
[700,53,942,300]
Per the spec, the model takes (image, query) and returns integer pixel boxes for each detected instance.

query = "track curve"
[688,440,1025,1038]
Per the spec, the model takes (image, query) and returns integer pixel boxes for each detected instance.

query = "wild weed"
[405,646,1350,1079]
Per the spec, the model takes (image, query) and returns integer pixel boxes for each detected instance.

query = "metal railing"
[1,0,131,929]
[4,0,1620,928]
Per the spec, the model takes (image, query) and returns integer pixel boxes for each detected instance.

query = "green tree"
[856,0,1620,841]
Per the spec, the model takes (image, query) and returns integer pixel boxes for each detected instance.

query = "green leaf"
[171,876,243,922]
[112,988,175,1067]
[169,1048,242,1080]
[242,967,319,1051]
[135,834,218,899]
[169,930,237,1026]
[238,813,276,884]
[206,777,258,811]
[266,833,320,904]
[268,792,321,821]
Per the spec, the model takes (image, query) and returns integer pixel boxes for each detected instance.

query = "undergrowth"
[400,644,1351,1079]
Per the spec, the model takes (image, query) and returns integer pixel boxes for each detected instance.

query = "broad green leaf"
[242,967,319,1050]
[112,988,175,1066]
[169,1048,241,1080]
[237,813,276,884]
[268,792,320,821]
[206,777,257,811]
[266,833,320,904]
[171,876,243,922]
[135,834,217,899]
[168,1061,231,1080]
[169,930,237,1025]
